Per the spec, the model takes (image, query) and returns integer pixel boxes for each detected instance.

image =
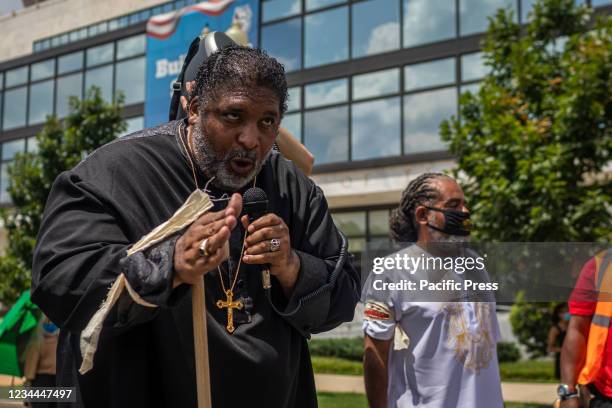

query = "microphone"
[241,188,272,289]
[242,187,268,222]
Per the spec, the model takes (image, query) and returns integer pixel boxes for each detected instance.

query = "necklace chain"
[178,121,254,303]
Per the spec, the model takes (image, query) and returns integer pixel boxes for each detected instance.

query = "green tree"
[0,87,126,305]
[440,0,611,356]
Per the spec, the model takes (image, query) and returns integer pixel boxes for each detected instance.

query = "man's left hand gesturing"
[241,214,300,297]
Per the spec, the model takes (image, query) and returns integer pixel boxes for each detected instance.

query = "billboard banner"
[144,0,259,128]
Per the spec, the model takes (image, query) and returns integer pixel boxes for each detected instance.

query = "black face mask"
[425,206,471,236]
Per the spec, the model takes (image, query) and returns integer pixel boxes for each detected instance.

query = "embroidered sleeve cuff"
[120,235,189,308]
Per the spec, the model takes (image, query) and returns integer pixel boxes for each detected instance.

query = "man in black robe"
[31,46,360,408]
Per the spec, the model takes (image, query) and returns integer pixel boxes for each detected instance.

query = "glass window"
[352,97,401,161]
[97,22,108,34]
[306,0,344,11]
[460,82,482,96]
[282,113,302,142]
[120,116,145,137]
[27,136,38,154]
[460,0,516,36]
[58,51,84,74]
[404,0,456,48]
[5,66,28,88]
[333,211,366,236]
[139,9,151,20]
[86,43,114,67]
[461,52,487,82]
[262,0,301,22]
[109,19,119,31]
[369,210,390,236]
[117,35,146,59]
[56,73,83,118]
[304,106,348,164]
[0,72,3,90]
[353,68,399,100]
[405,58,455,92]
[2,139,26,161]
[305,78,348,108]
[2,87,27,130]
[28,80,54,125]
[352,0,400,58]
[1,163,11,204]
[404,87,456,154]
[261,18,302,72]
[31,59,55,81]
[287,87,301,112]
[115,57,145,105]
[522,0,586,22]
[305,7,348,68]
[85,65,113,102]
[129,12,141,24]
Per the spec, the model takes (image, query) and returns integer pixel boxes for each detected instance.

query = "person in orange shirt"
[559,251,612,407]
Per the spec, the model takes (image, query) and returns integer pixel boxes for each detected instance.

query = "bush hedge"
[308,337,363,362]
[309,337,522,364]
[497,341,521,363]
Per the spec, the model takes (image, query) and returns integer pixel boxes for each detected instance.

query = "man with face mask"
[361,172,503,408]
[31,46,360,408]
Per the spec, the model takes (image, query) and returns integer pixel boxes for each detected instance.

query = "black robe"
[31,121,360,408]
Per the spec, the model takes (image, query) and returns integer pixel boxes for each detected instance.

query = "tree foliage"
[0,88,125,305]
[440,0,611,357]
[441,0,611,243]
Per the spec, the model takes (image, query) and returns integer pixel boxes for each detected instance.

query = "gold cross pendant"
[216,289,244,333]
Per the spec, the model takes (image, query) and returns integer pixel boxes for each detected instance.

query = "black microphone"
[242,187,272,289]
[242,187,268,222]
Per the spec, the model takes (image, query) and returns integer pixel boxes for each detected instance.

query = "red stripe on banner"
[146,0,234,39]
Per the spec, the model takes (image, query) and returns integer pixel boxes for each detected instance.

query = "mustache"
[224,148,258,162]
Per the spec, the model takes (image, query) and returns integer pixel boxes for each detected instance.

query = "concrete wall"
[0,0,167,62]
[312,160,454,209]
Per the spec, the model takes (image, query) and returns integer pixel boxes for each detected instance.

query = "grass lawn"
[317,392,367,408]
[312,356,363,376]
[317,393,548,408]
[499,360,555,382]
[312,356,556,383]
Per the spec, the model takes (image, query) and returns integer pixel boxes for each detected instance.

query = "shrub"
[308,337,364,362]
[497,341,521,363]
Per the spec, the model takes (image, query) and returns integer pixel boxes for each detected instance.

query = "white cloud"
[365,22,400,56]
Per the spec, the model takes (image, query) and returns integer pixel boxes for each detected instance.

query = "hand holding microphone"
[241,188,300,297]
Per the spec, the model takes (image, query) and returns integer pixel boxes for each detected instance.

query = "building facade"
[0,0,610,260]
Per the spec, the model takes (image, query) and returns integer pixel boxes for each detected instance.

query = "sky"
[0,0,24,16]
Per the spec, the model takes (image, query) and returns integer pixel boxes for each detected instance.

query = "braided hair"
[389,172,449,243]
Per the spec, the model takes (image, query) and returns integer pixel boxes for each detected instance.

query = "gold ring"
[198,238,210,257]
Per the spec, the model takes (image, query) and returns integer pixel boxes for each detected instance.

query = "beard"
[428,220,471,244]
[190,121,270,191]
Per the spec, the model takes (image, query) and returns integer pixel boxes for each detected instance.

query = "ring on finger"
[270,238,281,253]
[198,238,211,257]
